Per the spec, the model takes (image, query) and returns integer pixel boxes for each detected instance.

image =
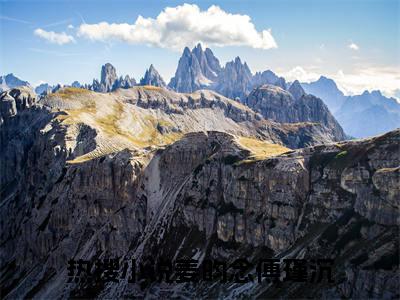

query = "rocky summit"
[0,85,398,299]
[168,43,221,93]
[91,63,136,93]
[140,64,167,88]
[168,44,290,101]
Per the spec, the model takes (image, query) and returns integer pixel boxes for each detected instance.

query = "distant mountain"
[301,76,346,113]
[91,63,136,92]
[336,90,400,138]
[168,43,221,92]
[0,74,30,92]
[35,83,53,95]
[140,64,167,88]
[301,76,400,138]
[169,44,289,101]
[71,81,81,88]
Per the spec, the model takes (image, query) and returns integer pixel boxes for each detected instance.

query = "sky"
[1,0,399,98]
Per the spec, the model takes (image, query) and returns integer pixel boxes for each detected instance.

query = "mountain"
[168,43,221,92]
[34,83,53,95]
[1,86,398,299]
[336,90,400,138]
[301,76,346,113]
[140,64,167,88]
[288,79,306,100]
[245,84,346,140]
[215,56,253,101]
[0,73,30,92]
[91,63,136,92]
[302,76,400,138]
[71,81,81,88]
[168,45,289,101]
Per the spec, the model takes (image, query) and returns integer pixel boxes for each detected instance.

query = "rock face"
[215,57,253,101]
[91,63,136,92]
[140,64,167,88]
[245,84,346,141]
[0,86,398,299]
[168,44,221,92]
[101,63,118,91]
[288,80,305,100]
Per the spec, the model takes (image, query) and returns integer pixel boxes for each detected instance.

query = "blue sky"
[1,0,399,97]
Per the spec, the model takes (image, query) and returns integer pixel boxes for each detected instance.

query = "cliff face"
[245,85,346,141]
[0,87,398,299]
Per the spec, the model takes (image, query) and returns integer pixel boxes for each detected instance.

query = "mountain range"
[1,44,399,139]
[0,44,398,299]
[301,76,400,138]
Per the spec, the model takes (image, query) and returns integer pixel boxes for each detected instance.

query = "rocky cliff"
[0,87,398,299]
[245,84,346,141]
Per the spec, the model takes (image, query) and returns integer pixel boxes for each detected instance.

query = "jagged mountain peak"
[288,79,306,100]
[91,63,136,92]
[168,44,221,92]
[193,42,203,53]
[316,75,339,88]
[140,64,166,88]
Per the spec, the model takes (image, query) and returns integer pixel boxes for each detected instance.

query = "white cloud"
[67,24,74,29]
[333,67,400,98]
[34,28,75,45]
[282,66,320,83]
[77,4,277,51]
[348,42,359,51]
